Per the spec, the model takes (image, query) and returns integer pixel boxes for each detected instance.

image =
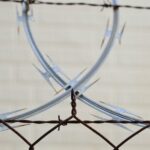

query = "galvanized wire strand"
[19,0,145,124]
[1,0,150,10]
[11,0,147,128]
[9,0,120,123]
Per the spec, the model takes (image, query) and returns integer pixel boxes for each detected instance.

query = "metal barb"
[57,115,68,131]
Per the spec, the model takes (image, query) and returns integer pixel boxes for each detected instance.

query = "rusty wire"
[0,0,150,10]
[2,119,150,125]
[0,90,150,150]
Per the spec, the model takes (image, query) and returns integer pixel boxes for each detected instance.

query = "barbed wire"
[1,118,150,150]
[0,90,149,150]
[1,119,150,125]
[0,0,150,10]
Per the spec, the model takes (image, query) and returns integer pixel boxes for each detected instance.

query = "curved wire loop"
[0,0,144,133]
[7,0,124,122]
[14,0,145,125]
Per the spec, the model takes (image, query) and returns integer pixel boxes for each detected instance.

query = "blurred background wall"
[0,0,150,149]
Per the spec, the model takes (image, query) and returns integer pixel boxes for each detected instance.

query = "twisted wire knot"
[71,90,77,116]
